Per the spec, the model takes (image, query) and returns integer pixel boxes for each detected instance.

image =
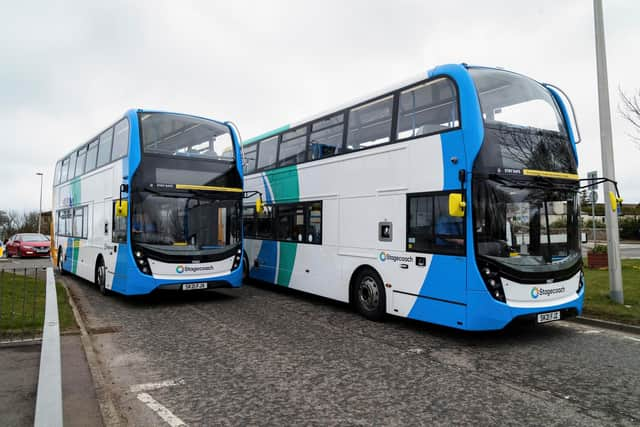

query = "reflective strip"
[522,169,580,180]
[174,184,243,192]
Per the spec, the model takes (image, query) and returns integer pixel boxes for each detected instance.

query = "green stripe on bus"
[72,239,80,274]
[243,124,290,145]
[265,165,299,203]
[276,242,297,287]
[264,165,300,287]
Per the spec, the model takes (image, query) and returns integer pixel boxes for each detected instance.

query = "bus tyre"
[57,247,66,275]
[354,268,386,321]
[242,253,250,282]
[96,258,109,296]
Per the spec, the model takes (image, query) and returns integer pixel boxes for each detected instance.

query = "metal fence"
[0,267,47,344]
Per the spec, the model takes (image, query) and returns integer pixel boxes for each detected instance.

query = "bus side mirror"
[255,197,264,214]
[115,200,128,217]
[449,193,466,217]
[608,191,623,213]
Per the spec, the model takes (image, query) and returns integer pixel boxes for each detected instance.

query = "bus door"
[103,199,117,288]
[112,200,129,288]
[406,191,467,306]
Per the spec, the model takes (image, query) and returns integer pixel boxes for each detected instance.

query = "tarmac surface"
[62,273,640,426]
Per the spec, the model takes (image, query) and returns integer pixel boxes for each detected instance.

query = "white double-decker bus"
[52,109,245,295]
[242,64,590,331]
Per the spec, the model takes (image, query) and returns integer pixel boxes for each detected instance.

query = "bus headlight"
[232,252,242,270]
[133,248,152,275]
[577,270,585,294]
[481,265,506,303]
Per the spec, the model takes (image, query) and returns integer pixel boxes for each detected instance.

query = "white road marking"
[130,378,185,393]
[582,329,601,334]
[623,336,640,343]
[137,392,186,427]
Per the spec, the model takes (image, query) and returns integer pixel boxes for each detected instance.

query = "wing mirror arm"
[579,176,623,212]
[243,190,265,213]
[448,169,467,218]
[115,183,129,217]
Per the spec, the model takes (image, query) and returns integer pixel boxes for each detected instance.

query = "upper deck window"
[243,144,257,174]
[111,118,130,160]
[397,78,459,140]
[257,136,278,170]
[346,96,393,151]
[470,68,566,135]
[97,128,113,167]
[140,113,234,161]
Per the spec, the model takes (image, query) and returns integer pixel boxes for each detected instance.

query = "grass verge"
[583,259,640,326]
[0,269,76,338]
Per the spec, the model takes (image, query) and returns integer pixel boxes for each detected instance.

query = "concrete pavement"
[0,335,102,427]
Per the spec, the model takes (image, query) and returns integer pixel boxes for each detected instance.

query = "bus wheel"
[96,258,109,296]
[242,253,250,282]
[57,247,66,275]
[354,268,386,321]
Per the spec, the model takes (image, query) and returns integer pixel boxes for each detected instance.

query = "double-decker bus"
[52,110,245,295]
[242,64,588,331]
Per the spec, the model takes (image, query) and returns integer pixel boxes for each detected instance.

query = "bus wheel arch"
[349,265,386,321]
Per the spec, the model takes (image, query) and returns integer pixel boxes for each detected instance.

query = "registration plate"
[537,311,561,324]
[182,282,208,291]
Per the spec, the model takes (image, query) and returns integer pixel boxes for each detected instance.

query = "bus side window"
[243,206,256,238]
[397,78,459,140]
[306,202,322,244]
[407,192,464,255]
[346,96,393,151]
[309,114,344,161]
[244,145,257,174]
[112,119,130,161]
[257,136,278,171]
[256,206,274,239]
[112,201,127,243]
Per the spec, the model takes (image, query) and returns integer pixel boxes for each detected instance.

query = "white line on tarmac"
[623,336,640,343]
[130,378,185,393]
[137,392,186,427]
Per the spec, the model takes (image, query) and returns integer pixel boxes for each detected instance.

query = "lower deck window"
[407,192,464,255]
[244,201,322,244]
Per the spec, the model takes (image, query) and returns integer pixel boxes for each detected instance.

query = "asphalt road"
[60,273,640,427]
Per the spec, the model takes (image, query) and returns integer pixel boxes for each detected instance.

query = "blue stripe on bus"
[408,254,467,327]
[261,174,273,204]
[250,240,278,283]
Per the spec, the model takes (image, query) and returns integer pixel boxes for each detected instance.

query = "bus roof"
[55,109,230,163]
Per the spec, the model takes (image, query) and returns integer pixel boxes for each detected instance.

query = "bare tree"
[619,87,640,148]
[0,209,42,240]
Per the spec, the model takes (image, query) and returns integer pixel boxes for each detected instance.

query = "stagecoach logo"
[175,264,215,274]
[530,286,565,299]
[379,252,413,263]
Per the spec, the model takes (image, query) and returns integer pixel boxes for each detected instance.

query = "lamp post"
[593,0,623,303]
[36,172,43,234]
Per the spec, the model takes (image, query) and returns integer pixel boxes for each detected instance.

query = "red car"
[6,233,51,258]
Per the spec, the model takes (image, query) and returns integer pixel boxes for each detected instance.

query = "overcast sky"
[1,0,639,213]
